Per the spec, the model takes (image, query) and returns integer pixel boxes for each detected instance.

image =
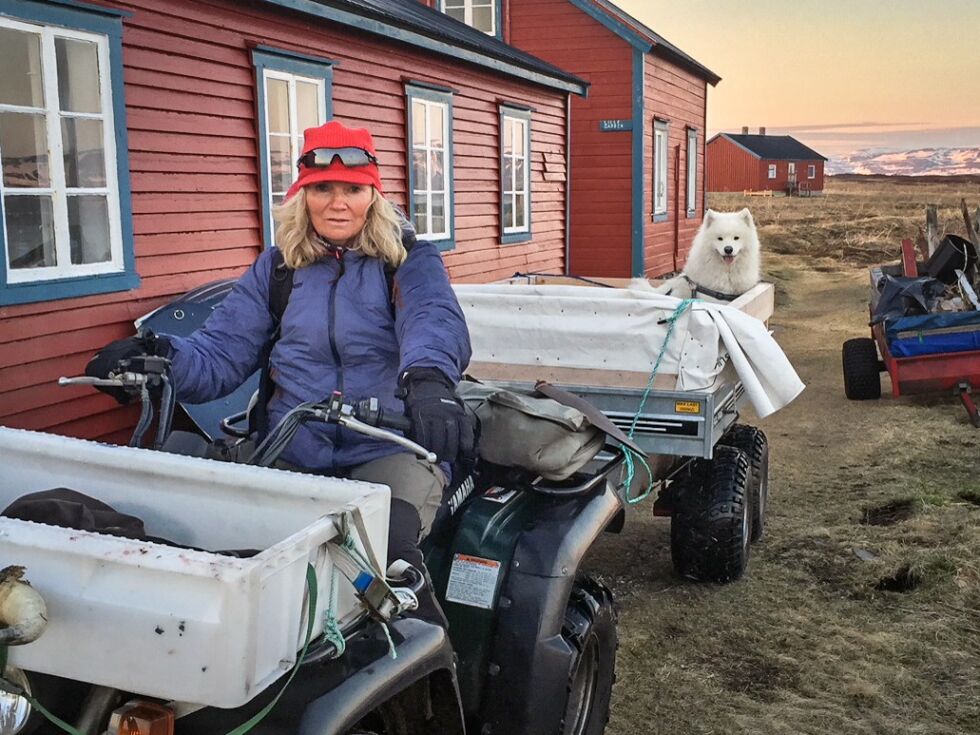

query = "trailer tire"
[842,338,881,400]
[719,425,769,542]
[670,446,751,584]
[560,577,617,735]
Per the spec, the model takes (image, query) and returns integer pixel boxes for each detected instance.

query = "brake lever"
[338,415,437,464]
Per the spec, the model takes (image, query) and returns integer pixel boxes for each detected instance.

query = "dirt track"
[593,252,980,735]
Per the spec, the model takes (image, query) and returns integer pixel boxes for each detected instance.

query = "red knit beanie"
[285,120,383,200]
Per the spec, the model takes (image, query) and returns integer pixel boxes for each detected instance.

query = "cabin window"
[768,164,777,179]
[407,86,454,248]
[501,107,531,243]
[441,0,499,37]
[686,127,697,218]
[0,7,136,306]
[653,119,668,221]
[252,48,333,248]
[787,161,796,179]
[808,164,816,179]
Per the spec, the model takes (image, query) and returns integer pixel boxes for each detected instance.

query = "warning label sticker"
[445,554,502,610]
[674,400,701,414]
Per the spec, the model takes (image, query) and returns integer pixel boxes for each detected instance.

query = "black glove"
[399,368,475,464]
[85,333,171,404]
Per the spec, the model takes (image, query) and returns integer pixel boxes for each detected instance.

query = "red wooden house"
[0,0,588,441]
[707,130,827,195]
[420,0,721,278]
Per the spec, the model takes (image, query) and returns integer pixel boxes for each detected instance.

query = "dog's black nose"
[724,245,734,255]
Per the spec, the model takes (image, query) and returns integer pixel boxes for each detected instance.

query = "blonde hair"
[272,187,408,270]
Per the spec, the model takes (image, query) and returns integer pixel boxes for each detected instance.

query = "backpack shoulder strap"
[269,248,295,324]
[249,249,294,439]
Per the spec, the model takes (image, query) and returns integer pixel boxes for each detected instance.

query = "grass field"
[593,177,980,735]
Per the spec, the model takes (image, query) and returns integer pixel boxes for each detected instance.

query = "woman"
[86,120,473,626]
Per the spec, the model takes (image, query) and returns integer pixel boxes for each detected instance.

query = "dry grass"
[591,178,980,735]
[709,177,980,264]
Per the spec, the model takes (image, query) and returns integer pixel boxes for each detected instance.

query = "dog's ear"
[739,208,754,225]
[704,209,716,225]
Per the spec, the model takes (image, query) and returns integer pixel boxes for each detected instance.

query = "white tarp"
[454,284,805,418]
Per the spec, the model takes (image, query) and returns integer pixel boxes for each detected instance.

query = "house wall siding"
[509,0,634,277]
[642,51,708,277]
[0,0,569,441]
[706,135,760,192]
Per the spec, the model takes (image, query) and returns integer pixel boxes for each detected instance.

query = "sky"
[610,0,980,158]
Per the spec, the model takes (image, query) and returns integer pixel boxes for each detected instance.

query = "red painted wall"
[642,52,708,277]
[509,0,635,277]
[707,136,825,193]
[0,0,570,441]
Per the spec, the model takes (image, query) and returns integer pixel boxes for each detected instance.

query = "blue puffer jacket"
[166,241,471,470]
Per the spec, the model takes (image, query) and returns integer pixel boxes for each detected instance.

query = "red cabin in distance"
[707,131,827,195]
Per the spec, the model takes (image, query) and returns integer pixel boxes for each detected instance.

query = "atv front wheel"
[719,425,769,542]
[560,577,617,735]
[670,446,751,583]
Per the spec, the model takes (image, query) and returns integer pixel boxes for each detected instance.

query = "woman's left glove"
[85,333,171,404]
[400,368,475,464]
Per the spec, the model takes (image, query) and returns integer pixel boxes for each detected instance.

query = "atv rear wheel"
[670,446,751,583]
[719,425,769,542]
[560,577,617,735]
[842,337,882,400]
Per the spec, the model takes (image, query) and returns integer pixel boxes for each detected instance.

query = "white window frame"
[768,164,777,179]
[653,119,668,219]
[502,111,530,236]
[1,17,123,285]
[808,164,816,179]
[685,127,697,217]
[787,161,796,178]
[409,94,452,242]
[261,68,327,236]
[441,0,497,36]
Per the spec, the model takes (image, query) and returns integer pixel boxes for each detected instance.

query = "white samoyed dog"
[653,208,761,302]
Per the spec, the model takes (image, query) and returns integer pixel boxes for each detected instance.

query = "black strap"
[684,276,740,302]
[249,236,415,438]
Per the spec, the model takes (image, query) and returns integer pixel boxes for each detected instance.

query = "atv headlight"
[0,665,33,734]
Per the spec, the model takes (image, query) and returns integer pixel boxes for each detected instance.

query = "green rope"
[341,533,397,660]
[322,563,347,658]
[623,298,697,504]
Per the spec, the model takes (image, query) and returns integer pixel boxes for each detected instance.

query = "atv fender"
[479,481,622,735]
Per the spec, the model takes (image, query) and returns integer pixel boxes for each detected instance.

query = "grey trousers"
[348,452,447,536]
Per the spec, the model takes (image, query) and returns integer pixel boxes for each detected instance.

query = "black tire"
[560,577,617,735]
[719,425,769,542]
[670,446,751,583]
[842,337,881,400]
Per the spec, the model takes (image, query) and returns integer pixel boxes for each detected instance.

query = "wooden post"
[963,199,980,250]
[901,238,918,277]
[925,205,940,256]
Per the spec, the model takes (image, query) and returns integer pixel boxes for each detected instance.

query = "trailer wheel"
[670,446,751,584]
[720,425,769,542]
[842,338,881,400]
[560,577,617,735]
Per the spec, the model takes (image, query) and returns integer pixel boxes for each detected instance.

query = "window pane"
[412,193,428,234]
[266,79,289,134]
[296,81,319,131]
[431,193,446,234]
[514,158,526,192]
[412,148,428,191]
[428,106,445,148]
[514,194,526,229]
[502,156,513,192]
[4,195,56,269]
[0,28,44,108]
[445,6,466,22]
[55,37,102,114]
[68,195,111,264]
[503,119,514,155]
[503,194,513,229]
[472,5,494,33]
[62,118,106,188]
[0,112,49,188]
[411,101,426,146]
[513,122,525,156]
[444,0,465,7]
[269,134,292,194]
[429,150,445,192]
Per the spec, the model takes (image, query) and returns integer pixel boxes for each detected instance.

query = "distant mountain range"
[827,147,980,176]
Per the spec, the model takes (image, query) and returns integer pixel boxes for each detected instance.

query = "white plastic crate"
[0,427,390,708]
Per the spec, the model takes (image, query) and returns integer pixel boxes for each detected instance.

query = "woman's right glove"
[399,368,475,464]
[84,333,170,404]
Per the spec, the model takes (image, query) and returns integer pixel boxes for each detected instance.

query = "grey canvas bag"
[456,381,604,480]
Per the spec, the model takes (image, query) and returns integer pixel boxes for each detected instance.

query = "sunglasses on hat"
[297,147,379,170]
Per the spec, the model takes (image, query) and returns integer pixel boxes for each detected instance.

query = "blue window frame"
[652,118,669,223]
[439,0,502,39]
[686,127,697,218]
[500,105,531,244]
[252,47,333,249]
[0,0,135,306]
[406,85,454,250]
